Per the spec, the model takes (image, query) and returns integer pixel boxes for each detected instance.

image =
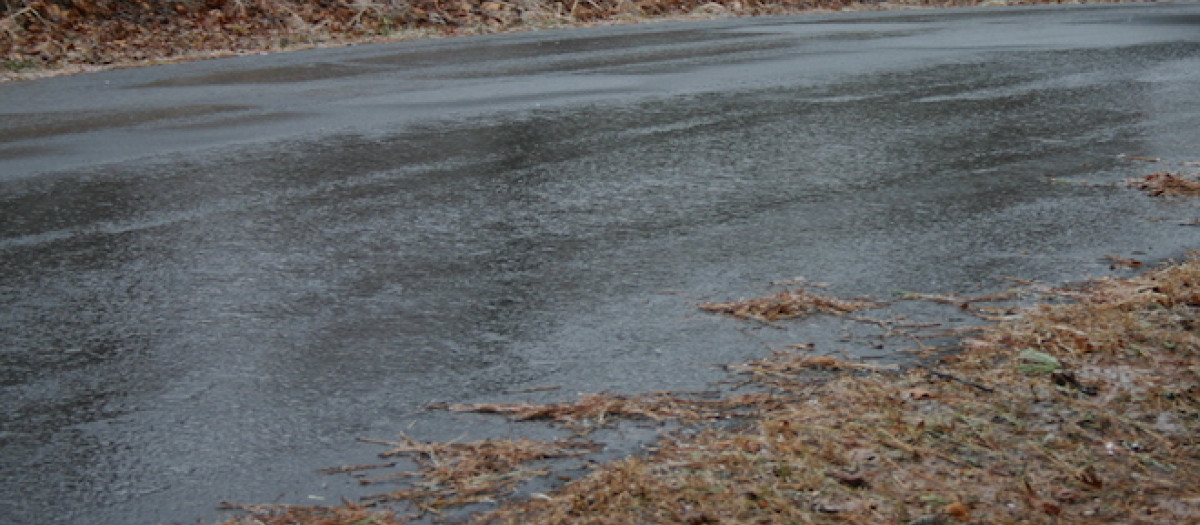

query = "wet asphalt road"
[2,3,1200,524]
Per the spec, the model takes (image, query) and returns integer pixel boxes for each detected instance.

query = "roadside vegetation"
[218,165,1199,524]
[220,252,1200,524]
[1,0,1142,80]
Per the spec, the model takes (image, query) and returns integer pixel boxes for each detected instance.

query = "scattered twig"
[317,462,397,475]
[502,385,562,394]
[917,365,996,394]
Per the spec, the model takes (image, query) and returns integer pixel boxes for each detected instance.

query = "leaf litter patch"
[220,252,1200,524]
[699,288,884,324]
[474,255,1200,525]
[1123,155,1200,198]
[2,0,1142,81]
[352,435,603,514]
[434,391,782,434]
[1128,171,1200,197]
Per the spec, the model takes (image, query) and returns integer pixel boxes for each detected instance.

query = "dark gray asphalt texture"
[2,3,1199,524]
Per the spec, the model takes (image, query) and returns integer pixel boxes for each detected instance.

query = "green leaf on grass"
[1018,349,1061,373]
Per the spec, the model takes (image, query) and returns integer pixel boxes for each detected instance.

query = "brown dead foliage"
[1127,171,1200,197]
[217,501,400,525]
[3,0,428,74]
[700,288,882,323]
[2,0,1139,80]
[218,437,602,523]
[475,255,1200,524]
[442,391,782,432]
[218,256,1200,524]
[725,351,900,389]
[352,435,602,511]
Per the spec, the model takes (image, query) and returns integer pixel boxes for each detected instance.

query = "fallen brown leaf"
[944,501,970,519]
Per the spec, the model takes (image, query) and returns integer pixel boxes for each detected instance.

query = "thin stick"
[318,462,397,475]
[918,365,996,393]
[502,385,562,394]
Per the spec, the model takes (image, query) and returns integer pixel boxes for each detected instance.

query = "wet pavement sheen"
[2,4,1199,524]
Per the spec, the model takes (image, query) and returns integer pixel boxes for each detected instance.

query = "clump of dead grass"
[1127,171,1200,197]
[700,288,883,323]
[216,501,400,525]
[354,435,603,512]
[441,391,783,434]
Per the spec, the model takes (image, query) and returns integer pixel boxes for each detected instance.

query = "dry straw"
[222,252,1199,524]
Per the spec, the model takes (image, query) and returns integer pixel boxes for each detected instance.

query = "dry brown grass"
[218,254,1199,525]
[700,288,883,323]
[1128,171,1200,197]
[356,435,603,512]
[475,256,1200,524]
[217,501,400,525]
[439,391,781,433]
